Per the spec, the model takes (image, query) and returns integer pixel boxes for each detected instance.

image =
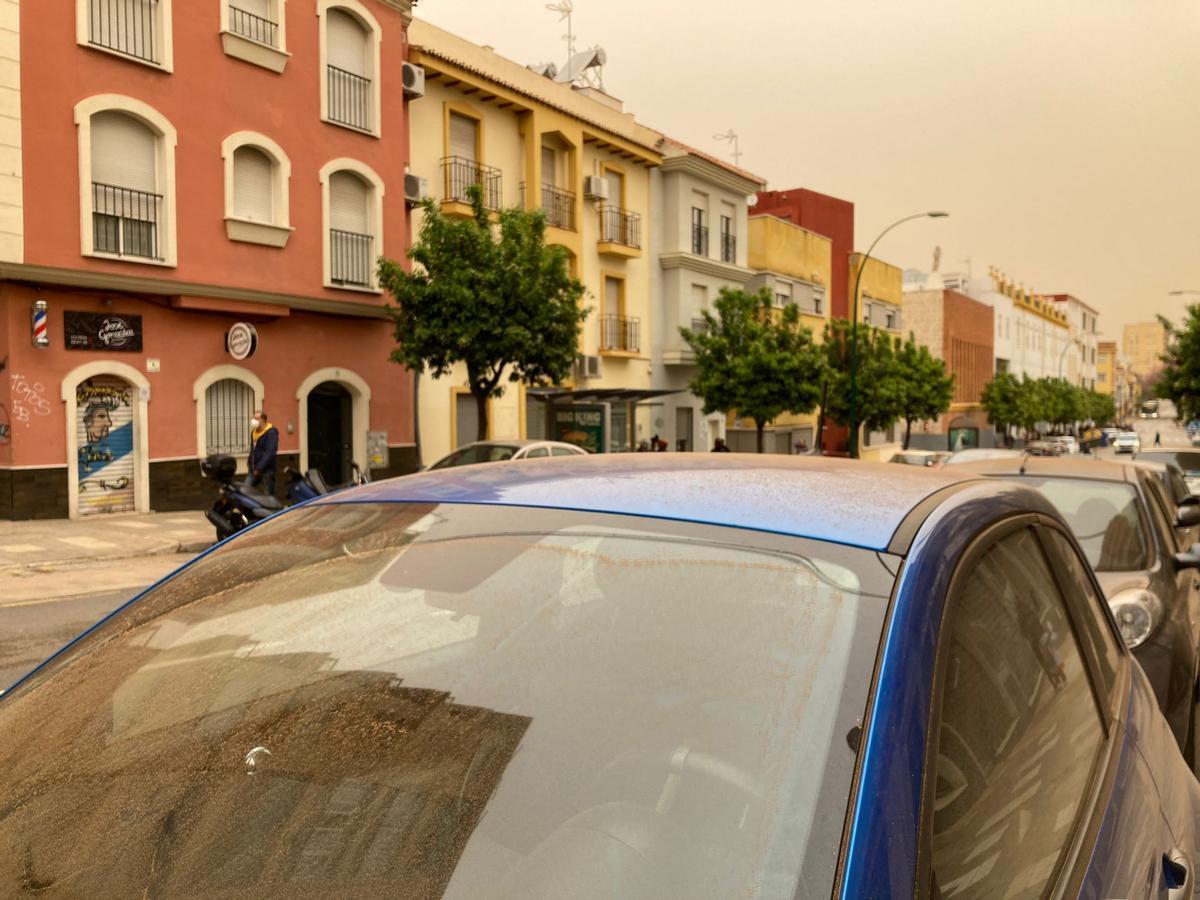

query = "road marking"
[0,544,44,554]
[56,537,118,550]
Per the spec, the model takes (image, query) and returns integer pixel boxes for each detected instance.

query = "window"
[885,308,897,330]
[79,0,174,70]
[204,379,255,457]
[525,447,549,459]
[691,205,708,256]
[1043,528,1121,694]
[1022,477,1149,572]
[75,97,178,267]
[318,1,381,136]
[600,276,638,352]
[775,284,791,308]
[442,110,501,210]
[222,133,293,247]
[931,528,1104,898]
[550,446,578,457]
[320,159,384,291]
[720,214,735,263]
[220,0,288,72]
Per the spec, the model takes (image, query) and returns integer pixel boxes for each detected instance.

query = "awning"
[525,388,683,404]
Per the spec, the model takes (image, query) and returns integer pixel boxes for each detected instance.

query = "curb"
[0,537,215,578]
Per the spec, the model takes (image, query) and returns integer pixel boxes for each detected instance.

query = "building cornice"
[659,154,764,196]
[378,0,414,24]
[0,263,392,319]
[659,252,754,282]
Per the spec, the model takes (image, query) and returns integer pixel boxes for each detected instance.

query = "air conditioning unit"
[402,62,426,99]
[404,173,429,207]
[575,354,602,380]
[583,175,610,202]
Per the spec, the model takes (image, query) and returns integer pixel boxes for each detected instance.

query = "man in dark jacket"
[247,409,279,495]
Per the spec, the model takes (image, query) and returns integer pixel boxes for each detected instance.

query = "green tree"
[1157,307,1200,421]
[680,288,825,452]
[980,371,1022,439]
[1083,389,1116,424]
[820,320,907,448]
[1044,378,1084,432]
[895,335,955,449]
[379,186,588,446]
[1016,375,1050,436]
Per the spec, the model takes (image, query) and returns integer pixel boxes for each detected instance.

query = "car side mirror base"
[1174,542,1200,570]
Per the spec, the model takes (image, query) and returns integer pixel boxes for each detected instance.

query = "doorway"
[76,376,137,516]
[307,381,352,485]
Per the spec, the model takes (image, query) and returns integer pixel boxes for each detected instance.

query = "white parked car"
[428,440,588,470]
[1114,431,1141,454]
[1052,435,1080,455]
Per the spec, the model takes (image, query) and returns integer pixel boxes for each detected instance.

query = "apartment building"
[405,20,662,460]
[1047,293,1100,388]
[1123,320,1168,380]
[0,0,416,519]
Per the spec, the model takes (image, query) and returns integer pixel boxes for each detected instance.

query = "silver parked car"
[428,440,588,470]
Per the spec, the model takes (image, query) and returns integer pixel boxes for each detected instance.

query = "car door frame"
[913,513,1131,899]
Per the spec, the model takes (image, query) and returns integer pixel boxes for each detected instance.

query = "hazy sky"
[415,1,1200,342]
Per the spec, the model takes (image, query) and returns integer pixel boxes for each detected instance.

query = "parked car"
[428,439,588,470]
[1114,431,1142,454]
[1052,435,1081,454]
[1138,450,1200,496]
[943,447,1025,465]
[888,450,950,468]
[1026,439,1067,457]
[1131,459,1200,549]
[2,456,1198,898]
[958,456,1200,755]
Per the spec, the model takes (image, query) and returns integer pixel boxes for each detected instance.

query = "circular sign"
[227,322,258,361]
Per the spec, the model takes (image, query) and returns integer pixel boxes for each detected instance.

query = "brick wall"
[944,291,994,404]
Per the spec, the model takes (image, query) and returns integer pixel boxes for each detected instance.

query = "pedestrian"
[1155,431,1162,447]
[247,409,279,495]
[712,437,731,453]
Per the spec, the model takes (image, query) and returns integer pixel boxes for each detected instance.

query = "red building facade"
[0,0,416,519]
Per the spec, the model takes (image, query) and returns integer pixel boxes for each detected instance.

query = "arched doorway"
[307,381,353,485]
[75,375,137,516]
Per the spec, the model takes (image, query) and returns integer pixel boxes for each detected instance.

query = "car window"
[431,445,520,469]
[525,447,549,458]
[551,447,580,457]
[1142,475,1180,552]
[1020,477,1149,572]
[931,528,1104,898]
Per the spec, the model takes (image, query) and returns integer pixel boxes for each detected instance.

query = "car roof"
[954,456,1138,483]
[319,454,988,552]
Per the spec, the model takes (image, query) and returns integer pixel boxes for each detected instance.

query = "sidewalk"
[0,510,213,575]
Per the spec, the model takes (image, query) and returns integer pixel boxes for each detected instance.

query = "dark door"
[307,382,352,485]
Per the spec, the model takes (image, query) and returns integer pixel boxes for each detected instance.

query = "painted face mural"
[76,378,135,516]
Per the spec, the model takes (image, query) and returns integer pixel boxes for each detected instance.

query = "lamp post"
[1057,329,1101,381]
[847,210,948,458]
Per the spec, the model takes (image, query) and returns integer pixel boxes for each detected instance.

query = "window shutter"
[205,379,256,456]
[233,146,274,223]
[329,171,369,233]
[327,9,367,75]
[541,146,556,186]
[237,0,270,16]
[91,112,156,192]
[449,113,478,162]
[604,277,620,317]
[606,170,624,207]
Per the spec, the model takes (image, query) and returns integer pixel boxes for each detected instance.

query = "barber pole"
[31,300,48,348]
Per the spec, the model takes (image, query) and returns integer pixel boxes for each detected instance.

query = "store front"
[526,388,681,454]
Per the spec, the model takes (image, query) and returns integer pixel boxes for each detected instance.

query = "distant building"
[1046,294,1100,388]
[1122,321,1168,380]
[1096,341,1118,396]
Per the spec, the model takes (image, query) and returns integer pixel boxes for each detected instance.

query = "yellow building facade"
[406,20,661,462]
[849,253,905,460]
[1096,341,1117,396]
[1123,321,1167,380]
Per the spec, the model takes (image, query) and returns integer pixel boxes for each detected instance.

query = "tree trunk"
[411,368,423,469]
[475,390,490,442]
[903,417,912,450]
[816,379,828,456]
[756,420,765,453]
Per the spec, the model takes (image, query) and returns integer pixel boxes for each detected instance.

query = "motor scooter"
[201,454,285,541]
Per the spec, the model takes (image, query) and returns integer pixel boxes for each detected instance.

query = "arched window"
[204,378,256,457]
[318,1,381,136]
[320,159,384,291]
[233,146,273,223]
[221,132,293,247]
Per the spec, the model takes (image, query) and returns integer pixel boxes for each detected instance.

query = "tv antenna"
[546,1,576,61]
[713,129,742,167]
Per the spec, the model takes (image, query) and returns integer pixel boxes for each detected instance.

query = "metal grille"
[327,65,372,131]
[205,379,255,456]
[721,231,736,263]
[540,183,575,229]
[330,228,374,286]
[601,315,640,352]
[230,5,278,47]
[89,0,159,63]
[441,156,502,210]
[92,182,161,260]
[599,206,641,248]
[692,223,709,256]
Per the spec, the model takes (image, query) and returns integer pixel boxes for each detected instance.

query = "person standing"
[1155,431,1162,448]
[247,409,279,495]
[711,437,731,452]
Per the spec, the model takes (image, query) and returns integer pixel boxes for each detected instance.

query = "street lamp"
[847,210,949,458]
[1057,329,1101,381]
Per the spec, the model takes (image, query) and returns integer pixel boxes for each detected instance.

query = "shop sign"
[553,403,607,454]
[226,322,259,361]
[64,311,143,352]
[367,430,389,470]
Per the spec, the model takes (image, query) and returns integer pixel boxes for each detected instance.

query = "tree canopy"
[1157,307,1200,422]
[981,372,1116,438]
[894,335,955,449]
[379,185,587,442]
[680,287,825,452]
[819,319,908,448]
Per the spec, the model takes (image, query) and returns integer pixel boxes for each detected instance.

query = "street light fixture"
[847,211,949,458]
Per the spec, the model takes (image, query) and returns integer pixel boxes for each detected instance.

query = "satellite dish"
[554,47,606,84]
[747,194,759,207]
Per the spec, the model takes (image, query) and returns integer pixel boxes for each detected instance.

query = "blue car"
[0,456,1197,898]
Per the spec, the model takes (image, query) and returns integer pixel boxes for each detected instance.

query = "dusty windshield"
[0,502,894,899]
[1022,477,1149,571]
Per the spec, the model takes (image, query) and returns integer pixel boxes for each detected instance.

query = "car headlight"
[1109,589,1163,649]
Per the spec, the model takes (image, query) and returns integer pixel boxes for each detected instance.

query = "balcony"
[229,5,278,47]
[720,232,736,264]
[540,183,575,230]
[600,314,640,354]
[88,0,160,64]
[598,206,641,257]
[441,156,502,214]
[327,65,372,132]
[691,223,709,257]
[330,228,374,288]
[92,183,162,261]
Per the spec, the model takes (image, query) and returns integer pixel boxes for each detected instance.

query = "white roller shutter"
[541,146,557,186]
[238,0,269,16]
[327,9,367,75]
[233,146,274,223]
[604,276,620,318]
[329,171,369,233]
[91,112,156,192]
[449,113,478,162]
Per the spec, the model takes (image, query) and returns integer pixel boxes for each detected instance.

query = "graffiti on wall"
[77,378,135,515]
[0,402,9,444]
[8,373,52,430]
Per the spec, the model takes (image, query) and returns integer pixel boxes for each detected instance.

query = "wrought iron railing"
[692,223,709,256]
[92,182,162,260]
[230,5,278,47]
[599,206,641,248]
[720,231,736,263]
[88,0,159,63]
[541,183,575,230]
[441,156,502,210]
[330,228,374,287]
[690,317,709,336]
[327,65,372,131]
[601,315,640,353]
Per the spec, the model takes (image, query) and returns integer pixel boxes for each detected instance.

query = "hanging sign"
[226,322,259,361]
[64,311,143,352]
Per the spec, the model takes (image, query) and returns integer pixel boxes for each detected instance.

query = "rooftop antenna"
[546,1,576,61]
[713,129,742,167]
